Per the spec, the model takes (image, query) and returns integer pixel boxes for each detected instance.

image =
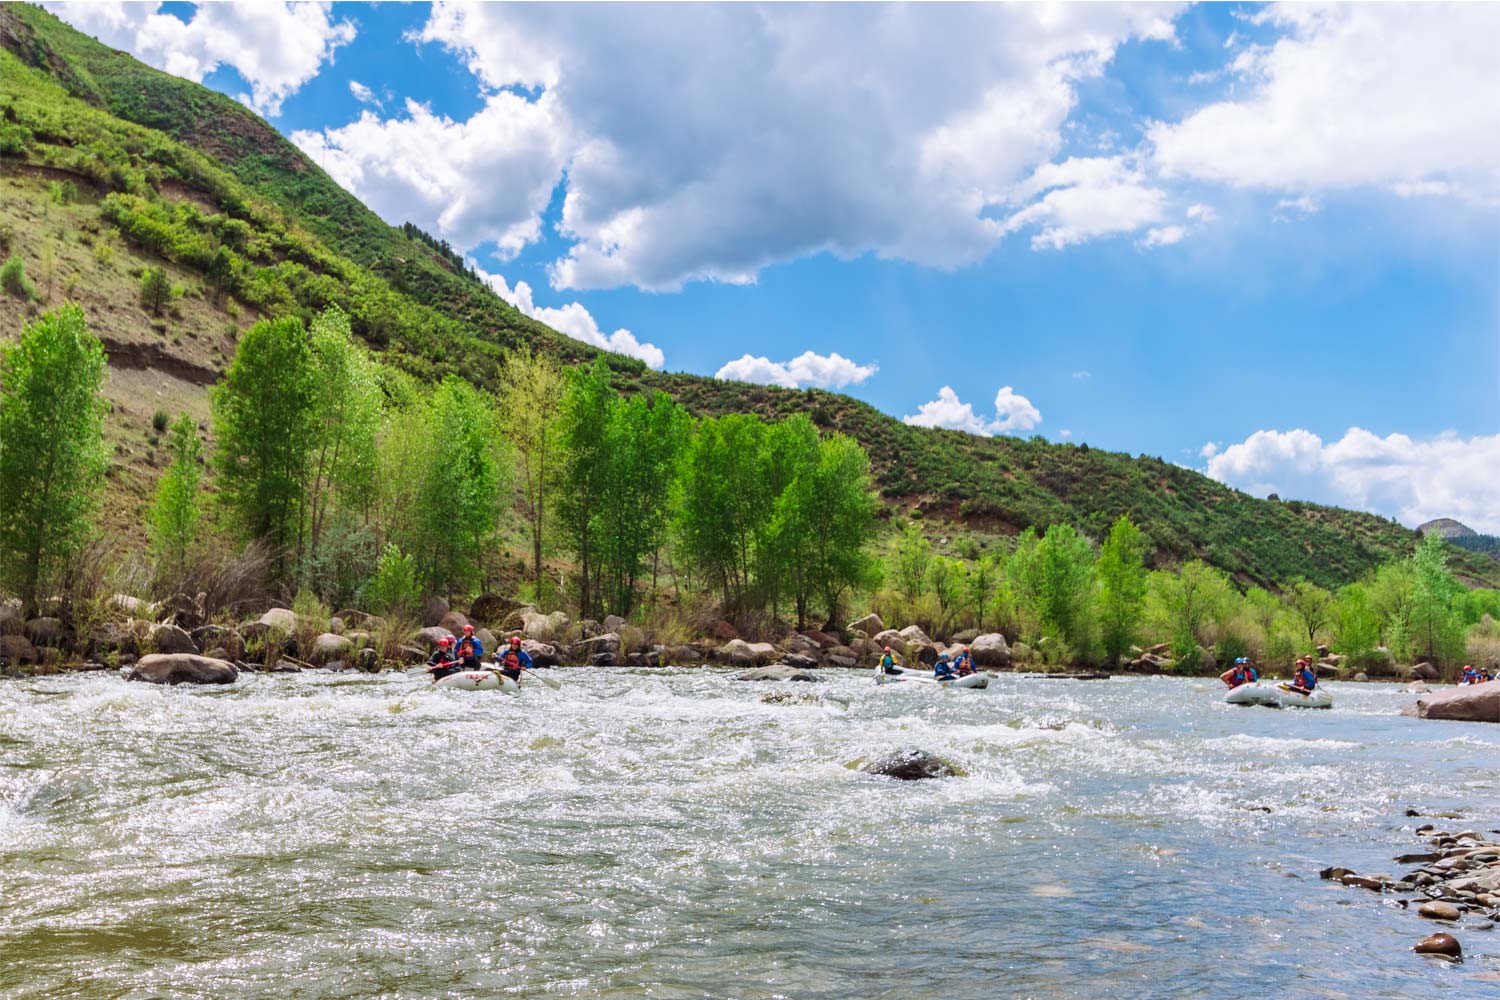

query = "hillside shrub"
[1,256,37,300]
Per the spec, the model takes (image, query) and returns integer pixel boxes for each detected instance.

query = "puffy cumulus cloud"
[1141,224,1186,248]
[471,265,665,369]
[44,2,355,116]
[362,2,1182,290]
[714,352,877,390]
[348,80,381,109]
[1205,428,1500,534]
[903,385,1042,436]
[1003,156,1169,250]
[292,95,571,257]
[1150,4,1500,201]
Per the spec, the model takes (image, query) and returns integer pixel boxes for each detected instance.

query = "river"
[2,670,1496,998]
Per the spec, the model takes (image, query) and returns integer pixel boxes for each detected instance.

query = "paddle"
[521,665,560,690]
[406,659,460,678]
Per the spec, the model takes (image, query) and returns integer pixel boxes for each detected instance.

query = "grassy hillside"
[3,2,1494,592]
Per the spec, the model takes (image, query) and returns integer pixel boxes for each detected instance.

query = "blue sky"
[51,3,1500,531]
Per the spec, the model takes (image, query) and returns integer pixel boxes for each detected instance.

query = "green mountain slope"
[3,2,1493,591]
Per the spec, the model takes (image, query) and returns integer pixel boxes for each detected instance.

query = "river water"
[1,670,1496,999]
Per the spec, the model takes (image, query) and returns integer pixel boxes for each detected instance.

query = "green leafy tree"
[364,542,419,618]
[1096,514,1147,664]
[498,347,565,603]
[139,265,171,315]
[556,358,617,616]
[893,524,933,605]
[1147,560,1234,671]
[1332,582,1382,666]
[675,412,767,614]
[966,551,1001,631]
[148,413,203,585]
[212,315,318,570]
[1406,533,1465,668]
[206,245,237,304]
[1285,577,1335,647]
[0,305,108,611]
[301,307,381,570]
[1010,524,1096,657]
[927,556,967,634]
[756,415,821,618]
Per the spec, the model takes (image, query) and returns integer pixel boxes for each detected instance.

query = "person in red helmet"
[453,623,483,670]
[496,635,533,682]
[953,646,975,677]
[426,636,461,681]
[879,646,898,675]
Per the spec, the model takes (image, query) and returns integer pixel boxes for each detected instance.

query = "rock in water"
[1413,932,1462,958]
[735,665,819,682]
[1417,900,1462,921]
[861,748,960,780]
[1410,680,1499,723]
[128,654,238,685]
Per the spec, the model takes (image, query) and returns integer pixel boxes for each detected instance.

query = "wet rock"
[1320,867,1356,880]
[422,596,450,627]
[1354,671,1369,682]
[128,653,237,685]
[413,626,454,651]
[310,632,352,664]
[847,612,883,636]
[269,659,302,673]
[665,644,701,665]
[1413,932,1462,957]
[573,632,621,665]
[520,639,561,667]
[24,617,63,647]
[735,665,819,682]
[354,648,379,672]
[861,748,959,781]
[966,638,1014,668]
[1341,875,1387,891]
[778,653,820,670]
[1410,680,1500,724]
[148,623,197,655]
[1409,662,1439,681]
[915,645,940,666]
[1418,901,1462,921]
[468,593,522,626]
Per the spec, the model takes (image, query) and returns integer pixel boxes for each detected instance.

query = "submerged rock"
[128,653,238,685]
[1418,901,1462,921]
[861,748,960,781]
[735,665,819,682]
[1414,932,1462,957]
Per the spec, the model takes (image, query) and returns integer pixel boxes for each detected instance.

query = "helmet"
[883,646,892,652]
[1234,657,1247,665]
[510,636,522,646]
[439,636,453,648]
[463,624,475,634]
[964,646,971,652]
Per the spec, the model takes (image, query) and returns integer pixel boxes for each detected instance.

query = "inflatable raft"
[433,669,519,694]
[1223,682,1332,710]
[875,671,989,689]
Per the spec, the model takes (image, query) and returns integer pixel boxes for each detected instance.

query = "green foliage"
[1332,581,1382,667]
[1,256,37,300]
[1096,514,1147,664]
[151,409,169,433]
[0,304,109,610]
[1010,524,1097,657]
[674,411,768,614]
[48,179,76,205]
[211,314,318,565]
[1285,578,1335,645]
[147,412,202,585]
[1147,560,1234,660]
[498,347,565,602]
[364,542,419,618]
[138,264,171,314]
[1403,533,1466,669]
[893,524,933,604]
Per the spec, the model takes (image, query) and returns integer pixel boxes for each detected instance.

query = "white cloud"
[1059,429,1073,439]
[299,3,1180,290]
[1205,428,1500,534]
[1150,4,1500,201]
[471,264,665,369]
[1274,195,1320,220]
[45,1,355,116]
[1185,203,1216,222]
[293,96,571,257]
[715,352,877,390]
[348,80,381,109]
[1141,225,1186,247]
[1072,370,1092,379]
[1199,441,1220,459]
[903,385,1042,436]
[1004,156,1169,250]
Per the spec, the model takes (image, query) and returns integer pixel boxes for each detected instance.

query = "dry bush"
[370,611,420,665]
[291,588,330,651]
[170,538,274,621]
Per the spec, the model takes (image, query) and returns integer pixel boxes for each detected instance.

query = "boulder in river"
[860,748,960,780]
[439,611,469,634]
[0,633,38,664]
[572,631,621,664]
[1408,680,1499,724]
[735,665,819,682]
[872,630,907,655]
[521,610,570,642]
[1418,900,1462,921]
[468,593,522,626]
[413,626,454,651]
[422,596,449,627]
[1409,662,1439,681]
[1413,932,1461,958]
[969,633,1011,667]
[148,623,197,655]
[25,617,62,647]
[847,612,883,636]
[778,653,820,670]
[128,654,238,685]
[310,632,352,664]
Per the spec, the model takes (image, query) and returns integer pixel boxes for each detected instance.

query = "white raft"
[876,671,989,689]
[1223,682,1331,710]
[433,669,519,694]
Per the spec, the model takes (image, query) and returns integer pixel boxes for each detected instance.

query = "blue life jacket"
[454,635,484,661]
[934,658,955,679]
[1295,667,1316,690]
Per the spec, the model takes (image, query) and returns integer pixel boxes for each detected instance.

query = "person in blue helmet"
[1289,657,1317,695]
[496,635,533,682]
[933,652,957,681]
[1219,657,1256,689]
[1460,664,1492,685]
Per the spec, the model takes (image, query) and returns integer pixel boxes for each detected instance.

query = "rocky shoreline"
[1322,817,1500,962]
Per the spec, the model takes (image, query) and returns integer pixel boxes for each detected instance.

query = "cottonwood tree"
[1096,514,1147,665]
[1010,523,1096,657]
[148,412,203,586]
[1285,578,1334,647]
[1146,560,1234,670]
[0,304,108,612]
[498,347,564,604]
[556,358,616,616]
[212,315,317,571]
[674,413,767,614]
[302,307,380,565]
